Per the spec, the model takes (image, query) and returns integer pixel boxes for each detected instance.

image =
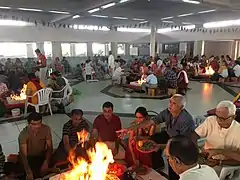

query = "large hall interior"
[0,0,240,179]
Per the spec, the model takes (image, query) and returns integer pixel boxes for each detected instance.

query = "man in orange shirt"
[35,49,47,84]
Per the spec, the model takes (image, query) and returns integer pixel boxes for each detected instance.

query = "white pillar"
[193,41,204,57]
[125,43,130,56]
[26,43,34,58]
[111,42,118,58]
[179,42,187,55]
[70,43,76,56]
[159,43,163,54]
[36,42,45,54]
[87,42,93,57]
[52,42,62,59]
[156,43,160,55]
[105,43,109,56]
[150,24,157,58]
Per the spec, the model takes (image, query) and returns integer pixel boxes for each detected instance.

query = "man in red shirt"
[91,101,125,159]
[35,49,47,84]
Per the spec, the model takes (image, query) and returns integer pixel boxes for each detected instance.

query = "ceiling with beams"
[0,0,239,27]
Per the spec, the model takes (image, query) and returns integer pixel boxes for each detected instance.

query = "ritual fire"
[10,84,27,100]
[137,75,146,84]
[204,66,215,75]
[63,130,117,180]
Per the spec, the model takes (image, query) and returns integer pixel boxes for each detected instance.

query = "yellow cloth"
[233,93,240,103]
[26,80,45,104]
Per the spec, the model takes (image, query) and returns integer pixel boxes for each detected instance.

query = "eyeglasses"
[216,114,235,122]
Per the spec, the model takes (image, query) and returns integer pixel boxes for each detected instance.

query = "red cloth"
[93,114,121,142]
[210,60,219,72]
[37,54,47,67]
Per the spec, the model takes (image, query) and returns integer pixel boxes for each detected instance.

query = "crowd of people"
[0,95,239,180]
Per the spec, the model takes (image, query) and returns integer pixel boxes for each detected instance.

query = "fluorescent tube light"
[49,10,70,14]
[91,15,108,18]
[119,0,131,3]
[0,20,28,26]
[139,20,148,24]
[88,8,100,13]
[133,18,145,21]
[161,16,173,20]
[203,19,240,28]
[113,16,128,20]
[72,15,80,19]
[182,0,200,4]
[0,6,11,9]
[18,8,43,12]
[101,2,116,9]
[197,9,216,14]
[178,13,194,17]
[162,20,174,23]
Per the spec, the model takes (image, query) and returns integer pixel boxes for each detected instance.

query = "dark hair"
[28,73,37,80]
[102,101,114,109]
[53,71,61,77]
[169,135,198,165]
[27,112,42,123]
[35,49,41,53]
[135,107,148,117]
[71,109,83,116]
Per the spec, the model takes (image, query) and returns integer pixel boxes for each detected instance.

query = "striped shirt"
[62,120,89,148]
[0,144,5,173]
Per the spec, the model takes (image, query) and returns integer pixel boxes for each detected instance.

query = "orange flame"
[137,75,146,84]
[77,129,89,148]
[10,84,27,100]
[204,66,215,75]
[65,130,115,180]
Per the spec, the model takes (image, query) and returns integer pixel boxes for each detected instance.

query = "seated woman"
[125,107,155,167]
[26,73,45,104]
[218,60,229,80]
[177,66,189,95]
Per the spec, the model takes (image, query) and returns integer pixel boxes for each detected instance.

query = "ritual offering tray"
[136,140,158,154]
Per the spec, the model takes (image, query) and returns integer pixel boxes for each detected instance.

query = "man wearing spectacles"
[165,135,219,180]
[193,100,240,175]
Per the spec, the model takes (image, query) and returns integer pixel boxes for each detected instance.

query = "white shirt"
[196,116,240,159]
[233,64,240,77]
[180,165,219,180]
[112,67,123,79]
[85,62,92,75]
[157,59,163,68]
[108,54,115,69]
[146,74,158,85]
[220,68,228,78]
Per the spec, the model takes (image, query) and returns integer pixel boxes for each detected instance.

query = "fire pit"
[127,76,146,91]
[7,84,27,104]
[50,130,121,180]
[193,66,215,80]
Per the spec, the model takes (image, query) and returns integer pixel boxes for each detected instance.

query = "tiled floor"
[0,80,236,166]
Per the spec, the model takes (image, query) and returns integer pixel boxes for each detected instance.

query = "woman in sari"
[125,107,156,167]
[26,73,45,104]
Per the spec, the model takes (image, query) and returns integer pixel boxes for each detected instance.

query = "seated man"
[164,66,178,96]
[193,101,240,176]
[177,66,189,95]
[166,136,219,180]
[48,71,66,97]
[91,102,125,160]
[50,109,90,165]
[141,71,158,93]
[118,94,195,180]
[19,112,53,179]
[112,64,124,85]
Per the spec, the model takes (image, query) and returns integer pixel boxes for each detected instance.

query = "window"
[162,43,179,54]
[130,44,138,56]
[0,42,27,58]
[44,41,52,57]
[61,43,71,57]
[92,43,105,56]
[117,44,125,55]
[75,43,87,56]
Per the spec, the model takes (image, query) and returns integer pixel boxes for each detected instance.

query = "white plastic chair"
[24,88,53,117]
[51,84,73,104]
[219,166,240,180]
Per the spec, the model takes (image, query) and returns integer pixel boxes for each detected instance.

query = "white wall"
[204,41,235,57]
